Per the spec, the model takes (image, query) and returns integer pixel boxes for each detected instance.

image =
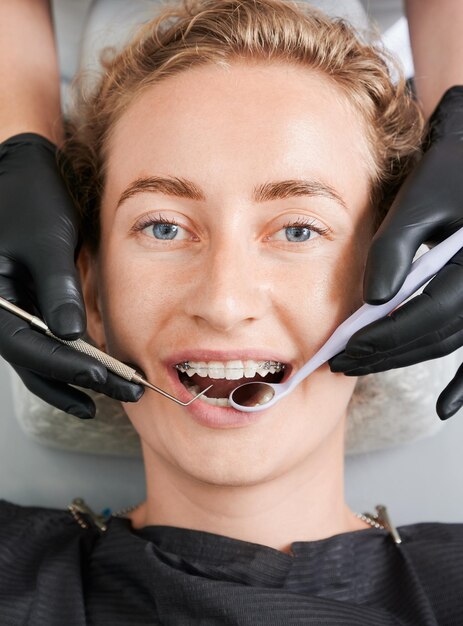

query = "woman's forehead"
[104,62,372,208]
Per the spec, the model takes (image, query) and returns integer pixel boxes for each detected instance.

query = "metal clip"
[376,504,402,544]
[68,497,109,533]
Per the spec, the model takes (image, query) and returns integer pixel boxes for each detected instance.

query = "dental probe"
[0,295,212,406]
[229,224,463,412]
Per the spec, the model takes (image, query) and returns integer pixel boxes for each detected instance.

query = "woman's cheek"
[97,254,153,362]
[331,231,369,309]
[299,238,365,352]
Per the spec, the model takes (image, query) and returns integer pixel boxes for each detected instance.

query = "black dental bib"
[1,498,462,625]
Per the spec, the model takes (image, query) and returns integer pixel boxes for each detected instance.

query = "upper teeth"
[175,359,285,380]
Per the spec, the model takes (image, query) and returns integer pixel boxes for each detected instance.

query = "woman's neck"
[128,419,369,552]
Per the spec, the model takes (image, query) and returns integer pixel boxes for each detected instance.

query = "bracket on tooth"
[262,360,285,371]
[177,362,191,370]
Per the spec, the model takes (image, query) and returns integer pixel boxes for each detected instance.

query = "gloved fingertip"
[363,291,394,306]
[68,405,96,420]
[132,385,145,402]
[363,235,412,305]
[48,302,86,339]
[436,396,462,421]
[437,408,452,421]
[345,342,377,358]
[363,269,393,305]
[329,356,367,375]
[343,367,370,376]
[116,383,144,403]
[363,276,400,305]
[329,354,355,372]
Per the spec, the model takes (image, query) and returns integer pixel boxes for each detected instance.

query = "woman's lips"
[163,363,277,429]
[158,359,295,429]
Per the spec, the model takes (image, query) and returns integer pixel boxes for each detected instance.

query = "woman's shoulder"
[393,521,463,623]
[382,519,463,563]
[0,498,99,555]
[397,520,463,544]
[0,497,81,531]
[0,499,106,623]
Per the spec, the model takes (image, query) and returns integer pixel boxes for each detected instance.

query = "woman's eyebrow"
[116,175,348,211]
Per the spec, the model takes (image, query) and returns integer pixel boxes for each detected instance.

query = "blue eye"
[285,225,313,243]
[150,222,179,240]
[273,218,330,243]
[135,214,189,241]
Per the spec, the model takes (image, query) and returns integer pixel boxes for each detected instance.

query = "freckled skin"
[80,61,376,544]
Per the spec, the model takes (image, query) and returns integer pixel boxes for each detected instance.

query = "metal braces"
[175,360,285,371]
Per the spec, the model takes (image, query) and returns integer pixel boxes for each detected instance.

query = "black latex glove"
[0,133,143,419]
[329,85,463,421]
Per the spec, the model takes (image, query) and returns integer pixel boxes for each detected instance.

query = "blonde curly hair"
[63,0,424,249]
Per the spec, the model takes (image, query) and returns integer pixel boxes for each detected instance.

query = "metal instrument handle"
[43,330,137,382]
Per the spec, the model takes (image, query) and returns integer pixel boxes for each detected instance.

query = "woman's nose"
[184,240,271,333]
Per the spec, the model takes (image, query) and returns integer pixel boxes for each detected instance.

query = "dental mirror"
[229,225,463,412]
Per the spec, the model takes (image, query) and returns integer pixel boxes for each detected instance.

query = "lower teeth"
[185,382,231,407]
[182,380,272,408]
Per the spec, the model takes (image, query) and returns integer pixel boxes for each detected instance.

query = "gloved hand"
[0,133,143,419]
[329,85,463,421]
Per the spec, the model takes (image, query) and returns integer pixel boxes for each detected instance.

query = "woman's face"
[83,61,375,486]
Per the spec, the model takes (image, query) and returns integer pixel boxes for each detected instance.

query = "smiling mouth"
[174,360,287,405]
